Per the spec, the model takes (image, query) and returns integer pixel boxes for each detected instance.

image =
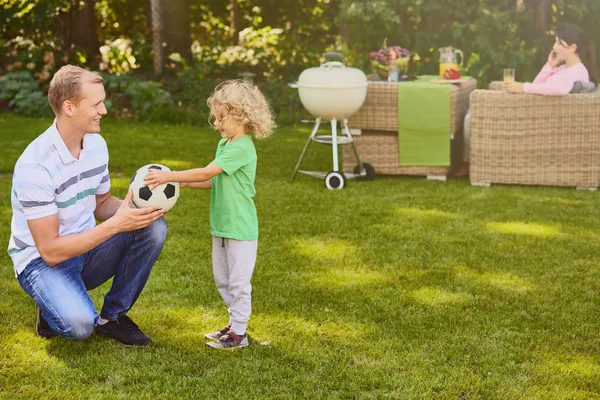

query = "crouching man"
[8,65,166,346]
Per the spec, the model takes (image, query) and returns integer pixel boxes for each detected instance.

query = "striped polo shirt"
[8,120,111,276]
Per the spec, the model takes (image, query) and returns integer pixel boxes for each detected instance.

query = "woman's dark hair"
[556,23,598,83]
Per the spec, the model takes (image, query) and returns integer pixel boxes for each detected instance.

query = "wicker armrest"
[469,87,600,188]
[470,88,600,133]
[488,81,503,90]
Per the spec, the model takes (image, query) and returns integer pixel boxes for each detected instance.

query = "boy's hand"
[144,169,171,191]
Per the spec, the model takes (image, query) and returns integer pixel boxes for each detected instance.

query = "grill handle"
[322,52,345,63]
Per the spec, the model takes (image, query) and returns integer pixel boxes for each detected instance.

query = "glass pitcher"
[439,47,464,77]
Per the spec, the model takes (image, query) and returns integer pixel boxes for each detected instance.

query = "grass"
[1,113,600,399]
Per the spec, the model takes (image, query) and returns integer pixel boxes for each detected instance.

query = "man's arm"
[28,190,163,266]
[94,190,122,222]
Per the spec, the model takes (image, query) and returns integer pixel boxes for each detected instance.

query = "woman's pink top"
[524,62,590,96]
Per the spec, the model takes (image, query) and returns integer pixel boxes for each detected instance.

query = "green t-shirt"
[210,135,258,240]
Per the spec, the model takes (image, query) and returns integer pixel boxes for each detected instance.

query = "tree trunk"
[536,0,550,66]
[162,0,192,63]
[72,0,101,67]
[150,0,164,76]
[57,0,101,68]
[230,0,239,45]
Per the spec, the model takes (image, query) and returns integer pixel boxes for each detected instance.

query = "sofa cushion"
[570,81,597,93]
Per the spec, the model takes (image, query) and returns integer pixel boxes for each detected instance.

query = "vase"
[371,57,410,82]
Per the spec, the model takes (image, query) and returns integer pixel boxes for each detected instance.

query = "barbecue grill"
[290,52,375,190]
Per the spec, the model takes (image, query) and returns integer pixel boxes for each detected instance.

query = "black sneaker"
[36,306,57,339]
[95,314,152,347]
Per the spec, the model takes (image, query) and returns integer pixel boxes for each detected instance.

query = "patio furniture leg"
[427,175,447,182]
[471,182,491,188]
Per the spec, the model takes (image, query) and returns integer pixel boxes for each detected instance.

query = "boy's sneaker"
[206,331,248,349]
[204,324,231,340]
[36,306,57,339]
[95,314,152,347]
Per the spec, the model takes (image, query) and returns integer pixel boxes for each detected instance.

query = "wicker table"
[343,78,477,179]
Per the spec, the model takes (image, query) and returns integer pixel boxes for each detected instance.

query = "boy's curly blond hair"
[207,80,275,139]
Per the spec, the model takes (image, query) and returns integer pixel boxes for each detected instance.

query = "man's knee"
[148,217,168,244]
[56,312,95,340]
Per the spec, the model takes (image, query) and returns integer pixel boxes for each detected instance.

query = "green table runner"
[397,75,452,166]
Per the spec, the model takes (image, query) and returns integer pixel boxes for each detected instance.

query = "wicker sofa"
[469,82,600,189]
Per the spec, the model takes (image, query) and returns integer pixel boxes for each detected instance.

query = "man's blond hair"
[48,65,104,115]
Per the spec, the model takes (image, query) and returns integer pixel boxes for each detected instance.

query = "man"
[8,65,166,346]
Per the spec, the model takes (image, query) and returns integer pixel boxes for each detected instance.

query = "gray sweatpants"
[211,236,257,335]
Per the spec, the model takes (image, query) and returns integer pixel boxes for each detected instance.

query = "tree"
[230,0,239,45]
[162,0,192,63]
[63,0,101,66]
[149,0,164,75]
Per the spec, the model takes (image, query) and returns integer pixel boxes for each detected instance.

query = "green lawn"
[1,113,600,399]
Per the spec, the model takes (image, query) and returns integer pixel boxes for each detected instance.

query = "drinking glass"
[503,68,515,83]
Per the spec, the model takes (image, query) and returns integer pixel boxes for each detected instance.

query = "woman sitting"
[504,23,596,94]
[457,23,597,177]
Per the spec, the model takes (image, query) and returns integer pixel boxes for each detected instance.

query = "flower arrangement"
[369,41,412,81]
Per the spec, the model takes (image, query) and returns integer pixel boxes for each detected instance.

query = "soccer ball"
[129,164,180,211]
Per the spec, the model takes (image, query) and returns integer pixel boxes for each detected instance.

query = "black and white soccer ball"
[130,164,180,212]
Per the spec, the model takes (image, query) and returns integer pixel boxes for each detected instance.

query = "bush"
[10,91,52,117]
[124,81,174,113]
[0,71,39,101]
[100,73,175,120]
[0,71,51,117]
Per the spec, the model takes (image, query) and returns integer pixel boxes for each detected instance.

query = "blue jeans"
[17,218,167,340]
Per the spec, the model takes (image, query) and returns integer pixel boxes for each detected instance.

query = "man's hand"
[144,169,173,191]
[503,82,525,94]
[109,189,164,232]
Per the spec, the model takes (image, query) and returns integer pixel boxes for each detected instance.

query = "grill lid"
[297,53,367,89]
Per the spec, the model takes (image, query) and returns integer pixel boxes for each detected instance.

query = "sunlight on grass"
[394,207,457,219]
[411,287,473,306]
[253,312,375,342]
[486,221,560,237]
[453,266,534,293]
[308,267,390,288]
[290,237,358,263]
[532,353,600,380]
[1,330,64,370]
[148,306,226,349]
[156,159,192,169]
